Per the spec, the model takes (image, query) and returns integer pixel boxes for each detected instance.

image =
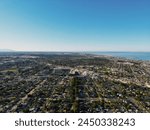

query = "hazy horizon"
[0,0,150,51]
[0,48,150,53]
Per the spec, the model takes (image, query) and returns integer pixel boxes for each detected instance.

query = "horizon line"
[0,49,150,53]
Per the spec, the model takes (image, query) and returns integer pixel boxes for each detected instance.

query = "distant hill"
[0,49,15,52]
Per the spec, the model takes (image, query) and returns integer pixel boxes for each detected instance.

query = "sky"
[0,0,150,52]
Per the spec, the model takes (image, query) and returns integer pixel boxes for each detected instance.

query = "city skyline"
[0,0,150,51]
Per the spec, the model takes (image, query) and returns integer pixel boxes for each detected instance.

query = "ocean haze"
[86,52,150,61]
[0,49,15,52]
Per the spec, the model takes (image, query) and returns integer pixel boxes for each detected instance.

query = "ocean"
[86,52,150,61]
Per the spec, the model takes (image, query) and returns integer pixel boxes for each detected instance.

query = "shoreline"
[0,51,150,61]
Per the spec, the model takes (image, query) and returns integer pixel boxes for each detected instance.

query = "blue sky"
[0,0,150,51]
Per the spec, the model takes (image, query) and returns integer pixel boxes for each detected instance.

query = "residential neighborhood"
[0,53,150,113]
